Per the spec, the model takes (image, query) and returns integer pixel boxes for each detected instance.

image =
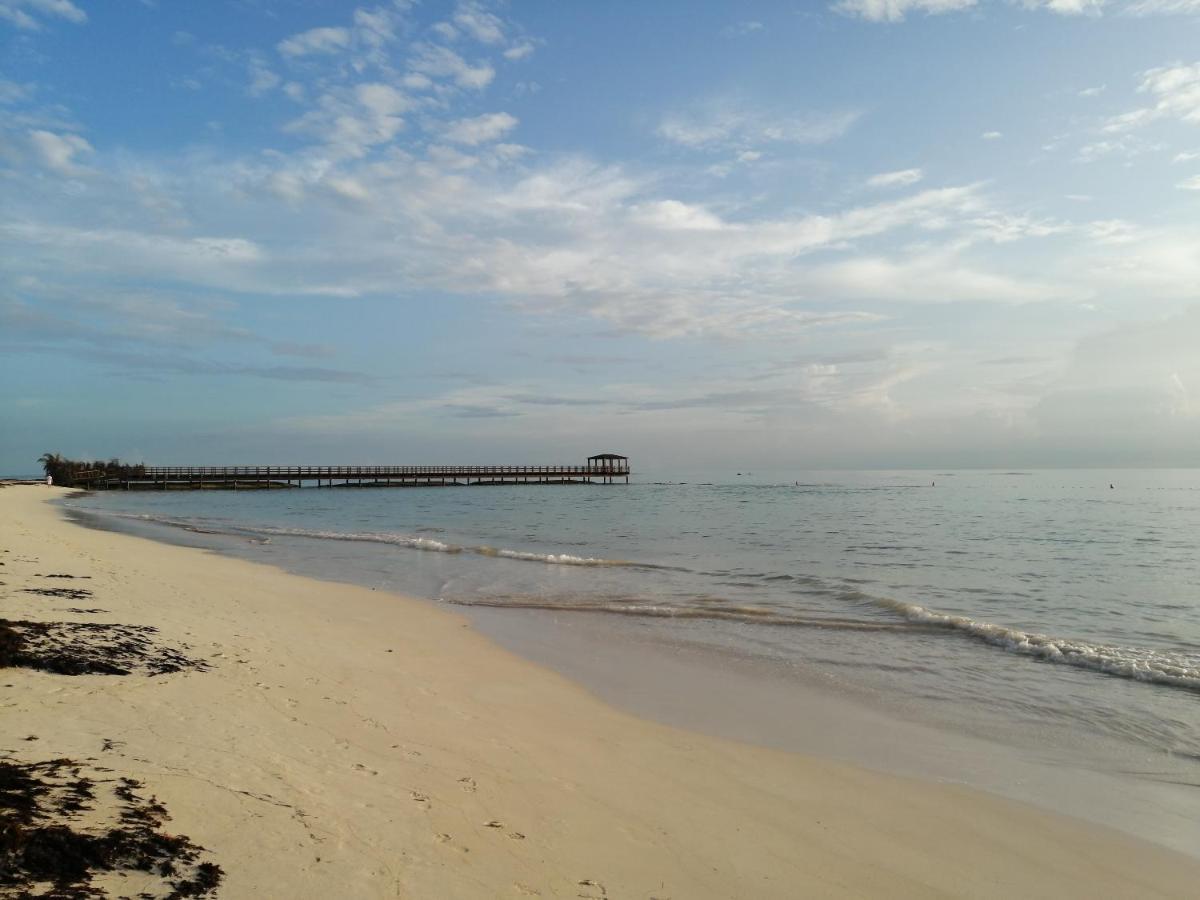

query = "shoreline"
[65,489,1200,862]
[4,484,1199,897]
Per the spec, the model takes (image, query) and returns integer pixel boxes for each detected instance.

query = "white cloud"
[0,79,34,104]
[410,43,495,90]
[1076,133,1160,162]
[1027,0,1104,14]
[27,129,92,175]
[804,252,1064,303]
[1174,150,1200,162]
[722,20,765,36]
[0,0,85,30]
[1104,61,1200,133]
[657,100,860,151]
[278,26,351,58]
[2,223,265,291]
[454,1,505,44]
[282,83,411,158]
[1124,0,1200,13]
[981,131,1003,140]
[402,72,434,90]
[325,176,371,202]
[504,41,535,61]
[834,0,976,23]
[247,56,281,97]
[865,168,924,188]
[1177,174,1200,189]
[353,7,398,50]
[632,200,726,232]
[836,0,1125,20]
[444,111,518,145]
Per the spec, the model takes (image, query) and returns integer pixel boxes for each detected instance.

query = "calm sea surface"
[67,469,1200,772]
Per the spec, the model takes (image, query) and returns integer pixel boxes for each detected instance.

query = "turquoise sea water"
[68,469,1200,769]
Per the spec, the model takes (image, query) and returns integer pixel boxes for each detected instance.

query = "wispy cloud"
[0,0,86,31]
[1103,61,1200,133]
[834,0,977,23]
[835,0,1200,21]
[444,111,518,145]
[657,98,860,151]
[865,168,924,188]
[278,27,352,58]
[721,20,765,36]
[27,129,93,175]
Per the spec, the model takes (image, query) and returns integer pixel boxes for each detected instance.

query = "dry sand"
[2,484,1197,899]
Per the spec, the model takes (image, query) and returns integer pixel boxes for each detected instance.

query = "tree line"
[38,453,146,486]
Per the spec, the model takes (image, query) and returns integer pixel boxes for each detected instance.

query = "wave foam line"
[91,511,659,568]
[474,546,646,567]
[442,596,920,630]
[873,597,1200,693]
[243,525,464,554]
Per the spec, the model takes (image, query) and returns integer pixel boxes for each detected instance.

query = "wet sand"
[3,484,1198,898]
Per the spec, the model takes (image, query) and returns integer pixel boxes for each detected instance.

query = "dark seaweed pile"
[0,621,207,677]
[21,589,93,602]
[0,757,222,899]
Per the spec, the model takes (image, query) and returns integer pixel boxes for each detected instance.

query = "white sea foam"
[476,546,637,567]
[245,525,464,554]
[873,597,1200,692]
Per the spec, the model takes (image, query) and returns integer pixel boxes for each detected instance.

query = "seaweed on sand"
[21,589,93,602]
[0,757,223,899]
[0,621,207,677]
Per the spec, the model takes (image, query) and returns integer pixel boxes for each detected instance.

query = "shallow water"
[67,469,1200,841]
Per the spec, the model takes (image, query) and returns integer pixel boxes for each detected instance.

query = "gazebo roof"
[587,453,627,460]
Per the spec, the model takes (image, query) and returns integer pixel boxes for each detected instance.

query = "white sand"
[3,484,1197,899]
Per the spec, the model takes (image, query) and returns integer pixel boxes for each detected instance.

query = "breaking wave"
[872,597,1200,693]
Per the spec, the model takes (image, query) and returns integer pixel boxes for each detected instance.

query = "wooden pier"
[78,454,630,490]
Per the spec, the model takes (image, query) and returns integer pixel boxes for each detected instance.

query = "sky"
[5,0,1200,473]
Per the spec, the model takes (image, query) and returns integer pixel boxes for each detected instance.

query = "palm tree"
[38,453,63,478]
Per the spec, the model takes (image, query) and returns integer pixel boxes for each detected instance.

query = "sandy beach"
[3,484,1197,899]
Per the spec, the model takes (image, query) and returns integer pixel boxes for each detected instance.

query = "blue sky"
[5,0,1200,473]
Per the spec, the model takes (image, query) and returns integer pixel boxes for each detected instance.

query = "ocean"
[65,468,1200,853]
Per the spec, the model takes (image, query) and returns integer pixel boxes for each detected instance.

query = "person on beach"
[46,475,52,487]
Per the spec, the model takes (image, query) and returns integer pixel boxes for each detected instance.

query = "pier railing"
[140,464,629,477]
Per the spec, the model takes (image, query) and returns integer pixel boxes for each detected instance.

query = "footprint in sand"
[513,884,541,896]
[434,833,469,855]
[410,791,429,804]
[483,820,525,840]
[577,880,607,899]
[458,777,476,793]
